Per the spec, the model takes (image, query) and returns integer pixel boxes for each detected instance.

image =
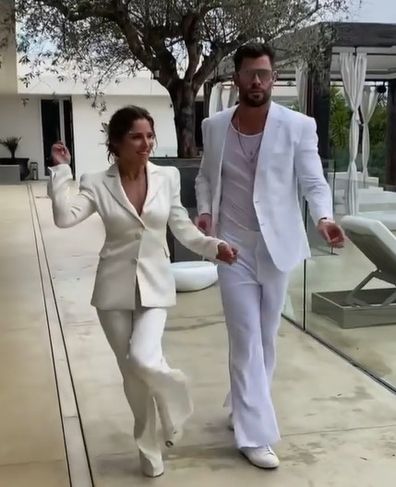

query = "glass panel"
[305,90,396,390]
[283,195,306,328]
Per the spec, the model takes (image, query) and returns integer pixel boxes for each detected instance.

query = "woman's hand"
[216,242,238,264]
[51,141,71,166]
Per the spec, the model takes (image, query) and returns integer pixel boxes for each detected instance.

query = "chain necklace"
[234,111,266,165]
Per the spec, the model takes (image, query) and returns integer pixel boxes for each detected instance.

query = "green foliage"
[292,86,387,182]
[328,88,387,182]
[329,85,350,151]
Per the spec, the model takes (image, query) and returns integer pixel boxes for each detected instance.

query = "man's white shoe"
[240,446,280,469]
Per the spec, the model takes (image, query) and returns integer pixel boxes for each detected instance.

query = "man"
[195,43,345,469]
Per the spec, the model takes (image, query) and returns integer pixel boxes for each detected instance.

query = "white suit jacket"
[195,102,333,272]
[48,163,222,310]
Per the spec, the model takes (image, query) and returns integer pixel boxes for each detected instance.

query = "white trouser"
[96,299,193,470]
[218,223,289,448]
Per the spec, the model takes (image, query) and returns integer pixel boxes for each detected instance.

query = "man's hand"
[216,242,238,265]
[195,213,212,235]
[317,219,345,248]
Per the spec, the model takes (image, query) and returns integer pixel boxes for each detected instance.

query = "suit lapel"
[103,162,163,222]
[103,164,143,223]
[213,107,237,174]
[211,107,237,209]
[256,101,282,167]
[143,162,162,210]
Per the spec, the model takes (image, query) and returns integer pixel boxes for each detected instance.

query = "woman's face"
[116,118,155,166]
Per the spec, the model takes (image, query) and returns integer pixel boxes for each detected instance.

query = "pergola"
[204,22,396,218]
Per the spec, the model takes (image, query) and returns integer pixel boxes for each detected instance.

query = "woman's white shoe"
[139,451,164,478]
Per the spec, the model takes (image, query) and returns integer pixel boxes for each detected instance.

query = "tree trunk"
[169,81,197,158]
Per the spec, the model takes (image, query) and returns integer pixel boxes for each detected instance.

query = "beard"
[240,89,271,107]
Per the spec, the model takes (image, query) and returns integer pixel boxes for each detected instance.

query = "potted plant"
[0,137,21,161]
[0,136,30,180]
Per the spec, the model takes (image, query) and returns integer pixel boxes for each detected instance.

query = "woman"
[48,105,237,478]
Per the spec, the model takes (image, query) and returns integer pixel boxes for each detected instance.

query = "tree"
[329,85,349,152]
[9,0,351,157]
[327,86,388,182]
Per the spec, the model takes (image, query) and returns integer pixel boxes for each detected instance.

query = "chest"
[121,176,147,216]
[95,176,171,235]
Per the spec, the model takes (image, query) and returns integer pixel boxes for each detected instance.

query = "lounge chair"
[340,215,396,306]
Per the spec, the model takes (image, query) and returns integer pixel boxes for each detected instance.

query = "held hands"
[196,214,237,264]
[317,219,345,248]
[51,141,71,166]
[216,242,238,265]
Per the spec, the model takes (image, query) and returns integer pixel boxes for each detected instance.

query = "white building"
[0,5,181,179]
[0,2,297,180]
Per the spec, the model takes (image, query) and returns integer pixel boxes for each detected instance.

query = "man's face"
[233,55,276,107]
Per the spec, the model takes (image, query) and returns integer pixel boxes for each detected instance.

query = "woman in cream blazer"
[48,106,236,478]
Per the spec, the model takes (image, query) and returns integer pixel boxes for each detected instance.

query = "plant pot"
[0,157,30,180]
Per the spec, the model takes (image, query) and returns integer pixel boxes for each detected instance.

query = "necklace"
[235,112,266,165]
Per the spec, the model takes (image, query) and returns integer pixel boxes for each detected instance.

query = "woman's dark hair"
[107,105,155,160]
[233,43,275,72]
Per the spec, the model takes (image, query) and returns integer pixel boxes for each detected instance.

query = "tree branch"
[192,36,247,91]
[41,0,115,21]
[108,0,157,72]
[182,13,203,82]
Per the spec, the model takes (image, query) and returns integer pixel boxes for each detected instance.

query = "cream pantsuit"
[48,162,223,472]
[96,301,191,470]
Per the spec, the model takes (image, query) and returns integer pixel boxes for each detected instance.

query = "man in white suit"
[195,44,345,469]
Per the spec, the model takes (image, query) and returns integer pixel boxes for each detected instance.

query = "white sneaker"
[240,446,280,469]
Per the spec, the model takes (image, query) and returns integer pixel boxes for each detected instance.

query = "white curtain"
[360,86,379,187]
[295,64,308,114]
[208,83,224,116]
[340,52,367,215]
[228,84,239,107]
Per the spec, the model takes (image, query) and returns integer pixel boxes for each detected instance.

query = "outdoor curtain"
[208,82,224,116]
[360,85,379,186]
[228,84,239,107]
[339,52,367,215]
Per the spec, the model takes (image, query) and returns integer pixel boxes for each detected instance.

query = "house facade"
[0,1,297,180]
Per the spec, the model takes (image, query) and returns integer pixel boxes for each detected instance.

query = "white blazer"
[48,163,222,310]
[195,102,333,272]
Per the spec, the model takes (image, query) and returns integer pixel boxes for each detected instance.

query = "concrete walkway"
[0,182,395,486]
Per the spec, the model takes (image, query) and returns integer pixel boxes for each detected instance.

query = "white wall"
[0,95,45,176]
[71,95,177,179]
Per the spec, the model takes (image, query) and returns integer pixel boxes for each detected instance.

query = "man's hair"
[233,43,275,72]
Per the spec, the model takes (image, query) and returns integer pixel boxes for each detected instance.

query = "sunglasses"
[237,69,277,82]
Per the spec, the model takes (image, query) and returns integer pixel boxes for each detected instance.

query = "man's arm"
[295,116,345,248]
[294,116,333,225]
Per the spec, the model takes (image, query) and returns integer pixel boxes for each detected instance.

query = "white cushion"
[357,211,396,231]
[341,215,396,255]
[171,261,218,292]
